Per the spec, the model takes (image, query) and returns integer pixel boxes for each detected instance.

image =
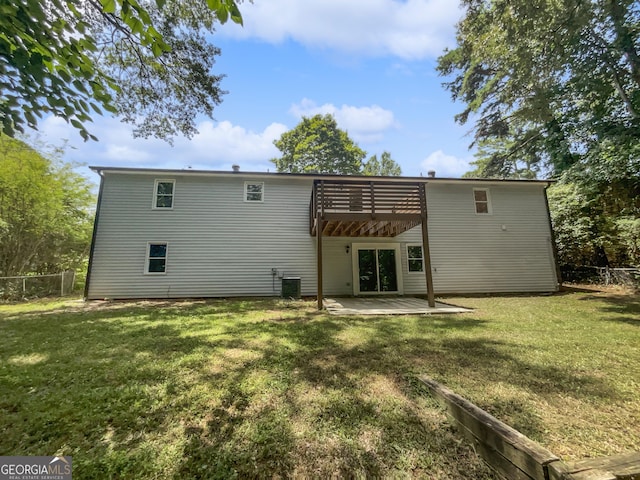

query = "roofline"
[88,166,554,185]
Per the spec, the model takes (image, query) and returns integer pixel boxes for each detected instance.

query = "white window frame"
[145,242,168,275]
[406,244,424,273]
[152,179,175,209]
[244,181,264,202]
[473,188,492,215]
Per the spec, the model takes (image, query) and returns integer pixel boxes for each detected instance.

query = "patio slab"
[323,297,472,315]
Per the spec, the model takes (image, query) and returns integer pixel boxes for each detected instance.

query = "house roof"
[89,166,553,185]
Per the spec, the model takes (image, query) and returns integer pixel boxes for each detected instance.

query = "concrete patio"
[323,297,472,315]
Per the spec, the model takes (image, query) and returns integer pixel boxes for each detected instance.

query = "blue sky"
[38,0,476,181]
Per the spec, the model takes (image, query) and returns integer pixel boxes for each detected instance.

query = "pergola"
[310,179,435,309]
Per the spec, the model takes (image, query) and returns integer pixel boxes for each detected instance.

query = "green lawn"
[1,289,638,479]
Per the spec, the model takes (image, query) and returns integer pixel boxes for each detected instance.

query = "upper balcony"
[309,179,426,237]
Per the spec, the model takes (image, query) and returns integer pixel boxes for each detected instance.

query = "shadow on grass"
[0,297,288,323]
[0,298,627,478]
[577,292,640,326]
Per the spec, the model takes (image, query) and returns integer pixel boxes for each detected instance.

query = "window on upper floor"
[407,245,424,272]
[473,188,492,214]
[153,179,175,209]
[145,242,168,274]
[244,182,264,202]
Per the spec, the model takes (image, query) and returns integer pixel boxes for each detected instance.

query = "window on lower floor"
[407,245,424,272]
[146,242,168,274]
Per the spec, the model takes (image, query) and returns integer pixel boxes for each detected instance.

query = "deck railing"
[309,179,425,237]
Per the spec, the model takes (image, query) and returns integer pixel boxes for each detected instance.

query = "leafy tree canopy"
[0,0,243,142]
[444,0,640,267]
[271,114,367,175]
[438,0,640,182]
[0,135,95,277]
[363,151,402,176]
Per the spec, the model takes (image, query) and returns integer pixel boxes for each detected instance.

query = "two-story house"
[84,167,559,306]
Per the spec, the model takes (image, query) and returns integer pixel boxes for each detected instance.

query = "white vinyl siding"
[87,174,558,299]
[426,183,556,294]
[88,174,316,299]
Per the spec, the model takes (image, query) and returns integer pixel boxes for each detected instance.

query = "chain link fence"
[594,267,640,288]
[561,266,639,289]
[0,271,76,301]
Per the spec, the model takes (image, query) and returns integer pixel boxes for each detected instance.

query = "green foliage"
[445,1,640,266]
[0,135,95,276]
[463,133,541,179]
[548,182,640,267]
[272,114,366,174]
[439,0,640,179]
[0,0,243,142]
[616,217,640,265]
[363,151,402,176]
[548,184,603,267]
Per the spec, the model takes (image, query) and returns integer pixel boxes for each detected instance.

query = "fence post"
[22,278,26,294]
[61,271,65,297]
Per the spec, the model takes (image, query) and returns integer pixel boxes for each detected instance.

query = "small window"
[154,179,175,209]
[407,245,424,272]
[146,242,168,274]
[244,182,264,202]
[473,188,491,214]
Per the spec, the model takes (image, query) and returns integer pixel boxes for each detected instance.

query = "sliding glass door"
[353,244,402,295]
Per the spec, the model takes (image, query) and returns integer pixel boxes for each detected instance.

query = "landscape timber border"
[418,376,640,480]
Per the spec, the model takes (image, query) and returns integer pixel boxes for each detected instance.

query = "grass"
[0,288,638,479]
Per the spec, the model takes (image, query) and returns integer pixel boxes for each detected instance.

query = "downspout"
[84,170,106,300]
[543,183,562,289]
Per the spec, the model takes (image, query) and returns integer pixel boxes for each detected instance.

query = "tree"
[0,135,94,277]
[463,135,540,179]
[0,0,243,142]
[363,151,402,176]
[438,0,640,179]
[443,0,640,267]
[271,114,366,174]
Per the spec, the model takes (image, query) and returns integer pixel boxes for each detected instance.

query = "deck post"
[317,181,324,310]
[419,184,436,307]
[317,219,323,310]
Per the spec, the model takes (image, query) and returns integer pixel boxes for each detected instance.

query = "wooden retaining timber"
[549,453,640,480]
[418,377,640,480]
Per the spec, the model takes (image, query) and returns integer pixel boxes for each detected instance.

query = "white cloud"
[219,0,461,60]
[38,115,287,173]
[421,150,471,178]
[185,120,287,165]
[290,98,396,143]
